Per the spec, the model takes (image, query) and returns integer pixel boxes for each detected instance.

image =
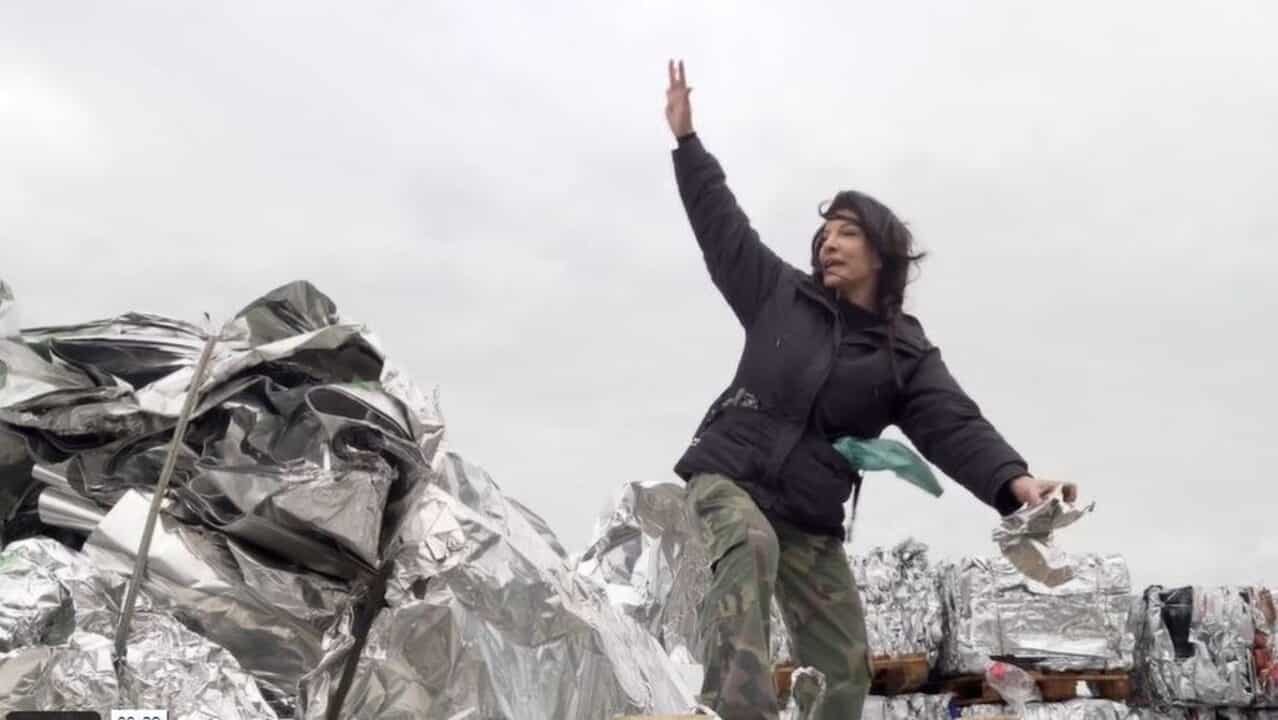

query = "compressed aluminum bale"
[861,692,954,720]
[1252,587,1278,706]
[851,540,946,664]
[962,699,1132,719]
[941,553,1135,675]
[777,540,944,666]
[301,473,691,720]
[1133,586,1257,707]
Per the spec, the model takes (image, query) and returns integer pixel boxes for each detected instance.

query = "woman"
[664,60,1079,720]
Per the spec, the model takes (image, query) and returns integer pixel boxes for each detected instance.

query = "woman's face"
[817,209,881,293]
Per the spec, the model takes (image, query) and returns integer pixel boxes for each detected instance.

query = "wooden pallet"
[942,669,1131,705]
[870,653,931,694]
[773,653,932,701]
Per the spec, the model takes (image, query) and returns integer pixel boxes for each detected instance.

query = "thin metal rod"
[113,330,219,666]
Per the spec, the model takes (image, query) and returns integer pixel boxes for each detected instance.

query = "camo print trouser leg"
[687,473,870,720]
[773,518,871,720]
[687,473,782,720]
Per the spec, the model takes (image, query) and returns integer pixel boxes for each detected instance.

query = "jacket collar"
[794,272,932,353]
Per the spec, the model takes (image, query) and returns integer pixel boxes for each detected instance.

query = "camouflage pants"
[687,473,870,720]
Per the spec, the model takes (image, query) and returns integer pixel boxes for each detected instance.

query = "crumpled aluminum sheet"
[0,540,74,651]
[301,471,691,719]
[940,553,1135,675]
[0,623,279,719]
[112,611,280,720]
[37,485,107,533]
[0,278,18,337]
[993,493,1095,588]
[861,692,954,720]
[2,282,438,584]
[0,629,119,715]
[84,490,350,703]
[1,282,462,716]
[0,338,95,409]
[961,699,1132,719]
[0,536,278,719]
[1133,586,1256,707]
[575,480,709,661]
[779,665,827,720]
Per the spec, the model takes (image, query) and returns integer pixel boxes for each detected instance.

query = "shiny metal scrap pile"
[1,280,686,719]
[939,553,1136,675]
[0,535,278,718]
[1132,585,1269,708]
[298,458,689,719]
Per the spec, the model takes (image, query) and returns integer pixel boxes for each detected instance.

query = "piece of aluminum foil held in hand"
[992,489,1095,587]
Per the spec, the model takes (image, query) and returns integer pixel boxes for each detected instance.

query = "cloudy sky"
[3,1,1275,591]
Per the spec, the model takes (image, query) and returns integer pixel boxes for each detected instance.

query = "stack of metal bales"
[1130,584,1278,716]
[770,538,946,669]
[0,280,688,719]
[938,552,1136,675]
[860,692,954,720]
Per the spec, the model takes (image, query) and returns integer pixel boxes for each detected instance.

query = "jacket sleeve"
[672,133,785,327]
[895,346,1029,513]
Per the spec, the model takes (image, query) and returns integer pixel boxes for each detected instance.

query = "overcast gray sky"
[3,1,1276,591]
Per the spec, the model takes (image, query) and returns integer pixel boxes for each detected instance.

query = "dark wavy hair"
[809,190,927,385]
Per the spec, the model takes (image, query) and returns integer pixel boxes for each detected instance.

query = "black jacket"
[671,134,1028,537]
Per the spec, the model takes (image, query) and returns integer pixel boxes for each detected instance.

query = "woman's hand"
[666,59,694,139]
[1009,474,1079,508]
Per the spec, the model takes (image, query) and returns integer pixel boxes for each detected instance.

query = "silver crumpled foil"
[0,540,74,651]
[940,553,1135,675]
[300,464,691,720]
[0,630,119,715]
[0,536,278,719]
[110,611,279,720]
[779,666,827,720]
[577,481,945,671]
[83,489,349,705]
[2,281,448,713]
[575,480,710,663]
[992,492,1095,588]
[1132,585,1257,707]
[861,692,954,720]
[0,278,18,338]
[962,699,1132,719]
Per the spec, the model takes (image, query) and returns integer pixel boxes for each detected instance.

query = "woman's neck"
[839,282,878,314]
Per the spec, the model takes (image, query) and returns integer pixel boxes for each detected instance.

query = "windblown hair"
[809,190,927,385]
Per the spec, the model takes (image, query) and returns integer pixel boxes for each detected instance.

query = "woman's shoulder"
[885,312,935,355]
